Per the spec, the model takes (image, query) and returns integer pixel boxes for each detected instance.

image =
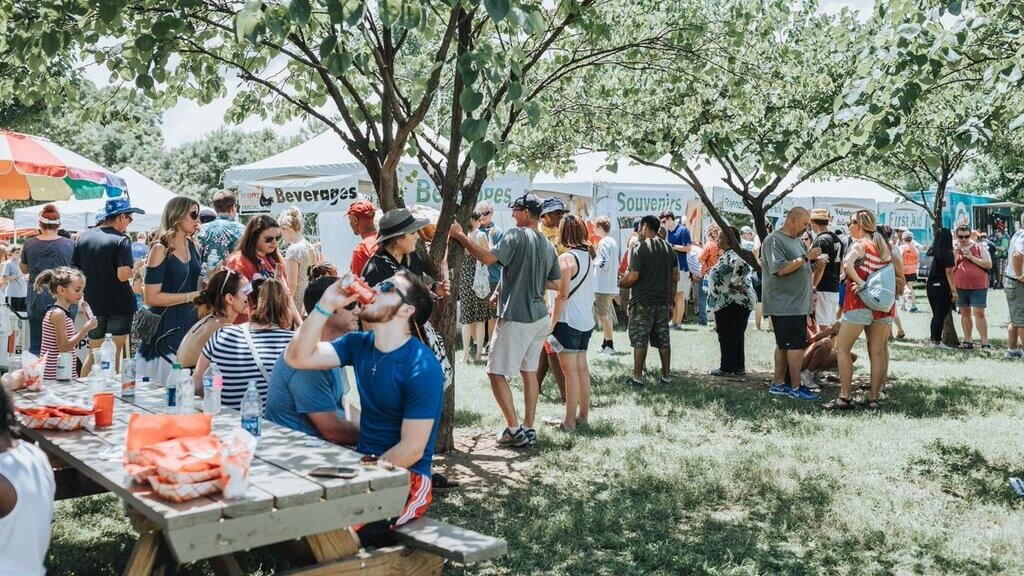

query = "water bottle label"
[122,380,136,397]
[101,361,111,373]
[242,416,261,437]
[167,387,177,407]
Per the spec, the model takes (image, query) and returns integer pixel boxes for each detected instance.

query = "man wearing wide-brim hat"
[448,193,561,448]
[73,196,146,376]
[808,207,842,334]
[361,208,449,300]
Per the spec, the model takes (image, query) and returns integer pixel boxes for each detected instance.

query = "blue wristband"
[314,303,333,317]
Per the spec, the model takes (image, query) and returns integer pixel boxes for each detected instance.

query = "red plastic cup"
[93,393,115,427]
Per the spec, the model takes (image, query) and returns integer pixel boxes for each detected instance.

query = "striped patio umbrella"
[0,130,127,201]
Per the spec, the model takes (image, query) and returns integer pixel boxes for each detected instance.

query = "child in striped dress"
[35,267,96,381]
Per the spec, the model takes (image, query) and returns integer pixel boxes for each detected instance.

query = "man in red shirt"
[347,200,378,276]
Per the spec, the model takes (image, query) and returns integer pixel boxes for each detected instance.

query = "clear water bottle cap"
[105,333,112,339]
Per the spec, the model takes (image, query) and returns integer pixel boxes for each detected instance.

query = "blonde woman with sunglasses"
[138,196,203,386]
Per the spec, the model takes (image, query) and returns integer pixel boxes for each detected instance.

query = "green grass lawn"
[48,294,1024,575]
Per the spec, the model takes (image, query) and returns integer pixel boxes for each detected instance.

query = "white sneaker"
[800,370,814,388]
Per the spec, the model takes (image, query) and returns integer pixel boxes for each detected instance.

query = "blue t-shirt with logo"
[265,355,349,438]
[331,332,444,477]
[666,224,692,272]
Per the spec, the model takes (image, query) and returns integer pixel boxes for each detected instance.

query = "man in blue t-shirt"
[661,210,692,329]
[285,270,444,547]
[265,276,360,445]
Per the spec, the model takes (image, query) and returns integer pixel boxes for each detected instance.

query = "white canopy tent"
[224,130,530,271]
[13,167,177,232]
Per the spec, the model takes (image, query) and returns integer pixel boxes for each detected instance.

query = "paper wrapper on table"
[124,435,223,485]
[125,413,213,454]
[16,405,96,430]
[220,428,257,500]
[22,352,46,391]
[148,476,221,502]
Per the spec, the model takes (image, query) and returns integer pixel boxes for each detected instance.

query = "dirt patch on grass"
[434,429,536,488]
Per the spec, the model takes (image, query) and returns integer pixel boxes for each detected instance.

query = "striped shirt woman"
[200,324,294,408]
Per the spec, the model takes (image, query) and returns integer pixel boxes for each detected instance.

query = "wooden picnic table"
[11,377,441,575]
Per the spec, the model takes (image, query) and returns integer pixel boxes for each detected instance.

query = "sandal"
[896,332,906,340]
[958,342,974,349]
[823,396,854,411]
[862,399,881,411]
[658,376,672,385]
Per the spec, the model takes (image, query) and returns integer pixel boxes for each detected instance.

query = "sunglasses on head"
[263,234,282,243]
[376,279,410,306]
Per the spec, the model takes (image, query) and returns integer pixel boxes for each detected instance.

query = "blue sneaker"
[788,385,820,401]
[768,383,789,396]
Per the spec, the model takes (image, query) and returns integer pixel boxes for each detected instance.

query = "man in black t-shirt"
[809,208,842,328]
[72,197,144,376]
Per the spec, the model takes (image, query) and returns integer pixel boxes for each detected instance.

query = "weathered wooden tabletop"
[13,377,410,570]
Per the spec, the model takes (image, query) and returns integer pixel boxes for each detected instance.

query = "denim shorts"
[842,307,893,326]
[956,288,987,309]
[550,322,593,353]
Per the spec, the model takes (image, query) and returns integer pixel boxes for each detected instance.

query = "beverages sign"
[401,168,528,211]
[237,174,361,214]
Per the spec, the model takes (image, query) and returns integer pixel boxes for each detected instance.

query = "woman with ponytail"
[139,196,203,385]
[825,210,901,411]
[175,268,251,370]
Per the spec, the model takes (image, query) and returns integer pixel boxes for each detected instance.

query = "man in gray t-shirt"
[760,207,824,400]
[450,194,560,448]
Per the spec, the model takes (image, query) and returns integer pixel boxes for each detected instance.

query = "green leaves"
[459,87,483,113]
[288,0,312,27]
[484,0,511,23]
[235,2,262,42]
[461,117,489,142]
[470,139,496,166]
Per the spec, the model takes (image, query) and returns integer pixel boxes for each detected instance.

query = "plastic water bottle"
[120,358,136,401]
[177,368,195,414]
[166,362,179,409]
[99,333,116,378]
[202,363,221,414]
[240,381,262,437]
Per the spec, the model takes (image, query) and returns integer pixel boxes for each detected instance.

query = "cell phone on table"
[309,466,359,479]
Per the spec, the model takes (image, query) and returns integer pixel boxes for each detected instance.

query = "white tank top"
[0,441,55,576]
[562,248,596,333]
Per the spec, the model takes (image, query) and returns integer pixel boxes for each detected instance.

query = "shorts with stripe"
[355,472,433,548]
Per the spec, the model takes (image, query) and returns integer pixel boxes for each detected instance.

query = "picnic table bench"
[11,376,506,575]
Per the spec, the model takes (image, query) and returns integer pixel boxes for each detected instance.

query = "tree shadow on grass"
[907,440,1024,507]
[883,378,1024,419]
[432,462,1009,576]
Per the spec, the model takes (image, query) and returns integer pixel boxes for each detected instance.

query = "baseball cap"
[346,200,376,219]
[541,197,568,216]
[740,225,753,235]
[509,193,543,213]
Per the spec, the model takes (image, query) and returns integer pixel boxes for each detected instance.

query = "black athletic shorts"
[770,315,808,350]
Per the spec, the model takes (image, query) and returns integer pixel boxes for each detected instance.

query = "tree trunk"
[424,170,484,453]
[941,310,959,347]
[376,169,403,212]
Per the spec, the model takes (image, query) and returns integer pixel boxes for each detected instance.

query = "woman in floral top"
[706,226,757,376]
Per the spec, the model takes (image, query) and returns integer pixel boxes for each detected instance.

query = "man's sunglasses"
[263,234,282,243]
[376,279,410,306]
[957,235,971,239]
[479,210,492,216]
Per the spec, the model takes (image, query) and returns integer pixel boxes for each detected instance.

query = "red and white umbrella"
[0,130,127,201]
